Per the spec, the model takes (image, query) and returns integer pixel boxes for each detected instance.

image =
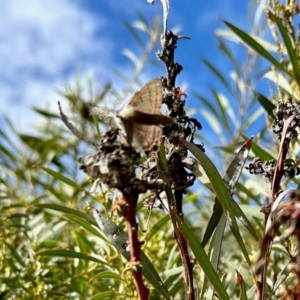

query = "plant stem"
[123,191,150,300]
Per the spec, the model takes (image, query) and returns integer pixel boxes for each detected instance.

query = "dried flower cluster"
[246,158,275,179]
[246,98,300,180]
[79,130,139,190]
[272,98,300,142]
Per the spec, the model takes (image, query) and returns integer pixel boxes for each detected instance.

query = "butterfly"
[91,78,173,153]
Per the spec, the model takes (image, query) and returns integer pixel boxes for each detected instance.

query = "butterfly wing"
[126,78,163,152]
[126,78,163,115]
[90,107,118,129]
[133,123,162,153]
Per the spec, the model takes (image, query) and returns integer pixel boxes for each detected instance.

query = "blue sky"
[1,0,262,144]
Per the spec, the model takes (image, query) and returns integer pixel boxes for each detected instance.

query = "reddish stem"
[173,190,195,300]
[122,191,149,300]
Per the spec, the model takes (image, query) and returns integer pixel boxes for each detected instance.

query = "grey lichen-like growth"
[79,129,140,190]
[78,128,165,194]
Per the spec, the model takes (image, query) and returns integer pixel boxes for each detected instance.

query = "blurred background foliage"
[1,0,300,299]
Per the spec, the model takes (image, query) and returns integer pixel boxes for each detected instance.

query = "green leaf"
[268,11,300,89]
[247,138,275,161]
[75,231,98,253]
[158,142,174,207]
[186,139,258,245]
[202,58,232,92]
[194,93,219,117]
[221,19,287,74]
[36,249,108,264]
[264,70,295,96]
[253,90,275,118]
[90,291,125,300]
[122,14,144,48]
[122,49,140,67]
[37,166,85,191]
[183,140,252,267]
[4,242,25,267]
[218,39,241,77]
[0,143,17,164]
[216,28,279,54]
[145,215,170,240]
[270,263,290,297]
[38,240,59,248]
[65,215,107,241]
[201,214,227,300]
[90,271,124,282]
[32,107,60,118]
[35,204,97,226]
[0,126,18,153]
[236,270,248,300]
[201,197,223,247]
[93,209,171,300]
[210,89,231,132]
[173,213,230,300]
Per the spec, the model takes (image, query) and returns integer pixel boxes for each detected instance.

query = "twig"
[120,190,150,299]
[58,101,99,148]
[258,115,296,299]
[157,29,200,300]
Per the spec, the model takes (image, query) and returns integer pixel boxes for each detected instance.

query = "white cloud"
[0,0,114,134]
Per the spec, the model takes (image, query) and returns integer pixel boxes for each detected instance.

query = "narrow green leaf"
[246,138,275,161]
[270,263,290,297]
[264,70,295,96]
[65,215,107,241]
[223,138,252,192]
[0,143,17,164]
[216,28,280,53]
[32,107,60,118]
[173,213,230,300]
[194,93,219,117]
[158,142,174,206]
[4,242,25,267]
[35,204,97,226]
[90,291,125,300]
[187,138,258,245]
[36,249,108,264]
[183,140,252,267]
[201,214,227,300]
[93,210,171,300]
[253,90,275,118]
[200,110,224,141]
[268,11,300,89]
[218,39,241,77]
[201,199,223,247]
[90,271,124,282]
[202,58,232,91]
[210,89,231,132]
[136,11,150,30]
[246,286,257,300]
[145,215,170,240]
[75,231,98,253]
[122,18,144,48]
[221,19,287,74]
[239,205,264,220]
[122,49,140,67]
[37,166,84,191]
[38,240,59,248]
[0,127,18,153]
[236,270,248,300]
